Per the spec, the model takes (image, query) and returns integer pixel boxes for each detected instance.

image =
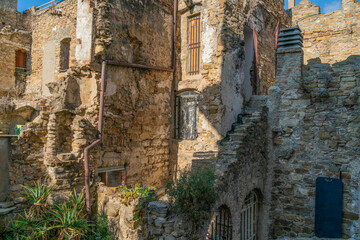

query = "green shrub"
[90,215,114,240]
[118,184,158,228]
[165,166,218,221]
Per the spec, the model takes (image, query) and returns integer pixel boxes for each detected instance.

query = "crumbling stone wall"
[27,0,78,97]
[213,100,270,239]
[95,0,174,186]
[97,185,198,240]
[291,0,360,65]
[270,46,360,238]
[0,8,31,96]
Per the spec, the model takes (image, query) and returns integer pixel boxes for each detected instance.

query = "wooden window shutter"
[15,50,27,69]
[188,14,201,75]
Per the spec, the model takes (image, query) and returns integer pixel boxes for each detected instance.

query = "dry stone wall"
[97,185,198,240]
[270,44,360,239]
[291,0,360,65]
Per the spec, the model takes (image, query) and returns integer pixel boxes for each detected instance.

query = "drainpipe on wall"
[84,60,106,221]
[83,0,178,219]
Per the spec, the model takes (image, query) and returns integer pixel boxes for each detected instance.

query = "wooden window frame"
[188,14,201,75]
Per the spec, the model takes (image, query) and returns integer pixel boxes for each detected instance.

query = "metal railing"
[35,0,64,11]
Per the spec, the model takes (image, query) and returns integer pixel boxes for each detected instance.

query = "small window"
[15,50,27,69]
[175,91,198,140]
[188,14,200,75]
[207,205,233,240]
[60,38,71,71]
[98,166,126,187]
[240,191,259,240]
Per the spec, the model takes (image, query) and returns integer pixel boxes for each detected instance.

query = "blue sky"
[18,0,52,12]
[285,0,343,13]
[18,0,344,13]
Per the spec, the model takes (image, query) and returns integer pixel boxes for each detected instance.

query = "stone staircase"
[0,201,16,215]
[216,95,268,177]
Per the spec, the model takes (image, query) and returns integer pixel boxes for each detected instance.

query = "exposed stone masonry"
[291,0,360,65]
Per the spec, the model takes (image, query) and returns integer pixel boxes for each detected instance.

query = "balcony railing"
[35,0,64,11]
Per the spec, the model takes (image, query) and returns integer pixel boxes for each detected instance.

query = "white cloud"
[323,0,342,13]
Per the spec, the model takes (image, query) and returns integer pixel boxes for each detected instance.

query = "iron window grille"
[207,205,233,240]
[188,14,201,75]
[174,91,198,140]
[240,191,259,240]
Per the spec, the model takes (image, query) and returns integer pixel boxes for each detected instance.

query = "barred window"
[175,91,198,140]
[188,14,200,75]
[240,191,259,240]
[207,205,233,240]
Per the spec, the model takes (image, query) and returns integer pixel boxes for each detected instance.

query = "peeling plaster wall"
[75,0,93,65]
[27,0,78,97]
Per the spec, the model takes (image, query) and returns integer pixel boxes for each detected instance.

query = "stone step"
[0,206,16,215]
[234,125,250,133]
[0,201,14,208]
[229,133,246,141]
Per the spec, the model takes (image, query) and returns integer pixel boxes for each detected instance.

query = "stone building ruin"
[0,0,359,239]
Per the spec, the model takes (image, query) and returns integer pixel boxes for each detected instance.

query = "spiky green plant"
[11,210,55,240]
[22,178,53,205]
[21,178,54,220]
[50,191,93,240]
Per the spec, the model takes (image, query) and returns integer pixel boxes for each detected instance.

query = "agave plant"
[21,178,54,220]
[11,210,55,239]
[22,178,53,205]
[50,191,93,240]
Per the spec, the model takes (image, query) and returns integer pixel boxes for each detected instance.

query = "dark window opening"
[207,205,233,240]
[60,38,71,71]
[175,91,198,140]
[98,166,126,187]
[15,50,27,69]
[188,14,201,75]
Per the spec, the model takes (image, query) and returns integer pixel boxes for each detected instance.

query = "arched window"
[60,38,71,71]
[207,205,233,240]
[174,91,198,140]
[240,191,259,240]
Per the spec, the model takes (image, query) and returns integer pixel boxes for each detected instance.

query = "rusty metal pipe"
[106,60,173,72]
[84,60,107,220]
